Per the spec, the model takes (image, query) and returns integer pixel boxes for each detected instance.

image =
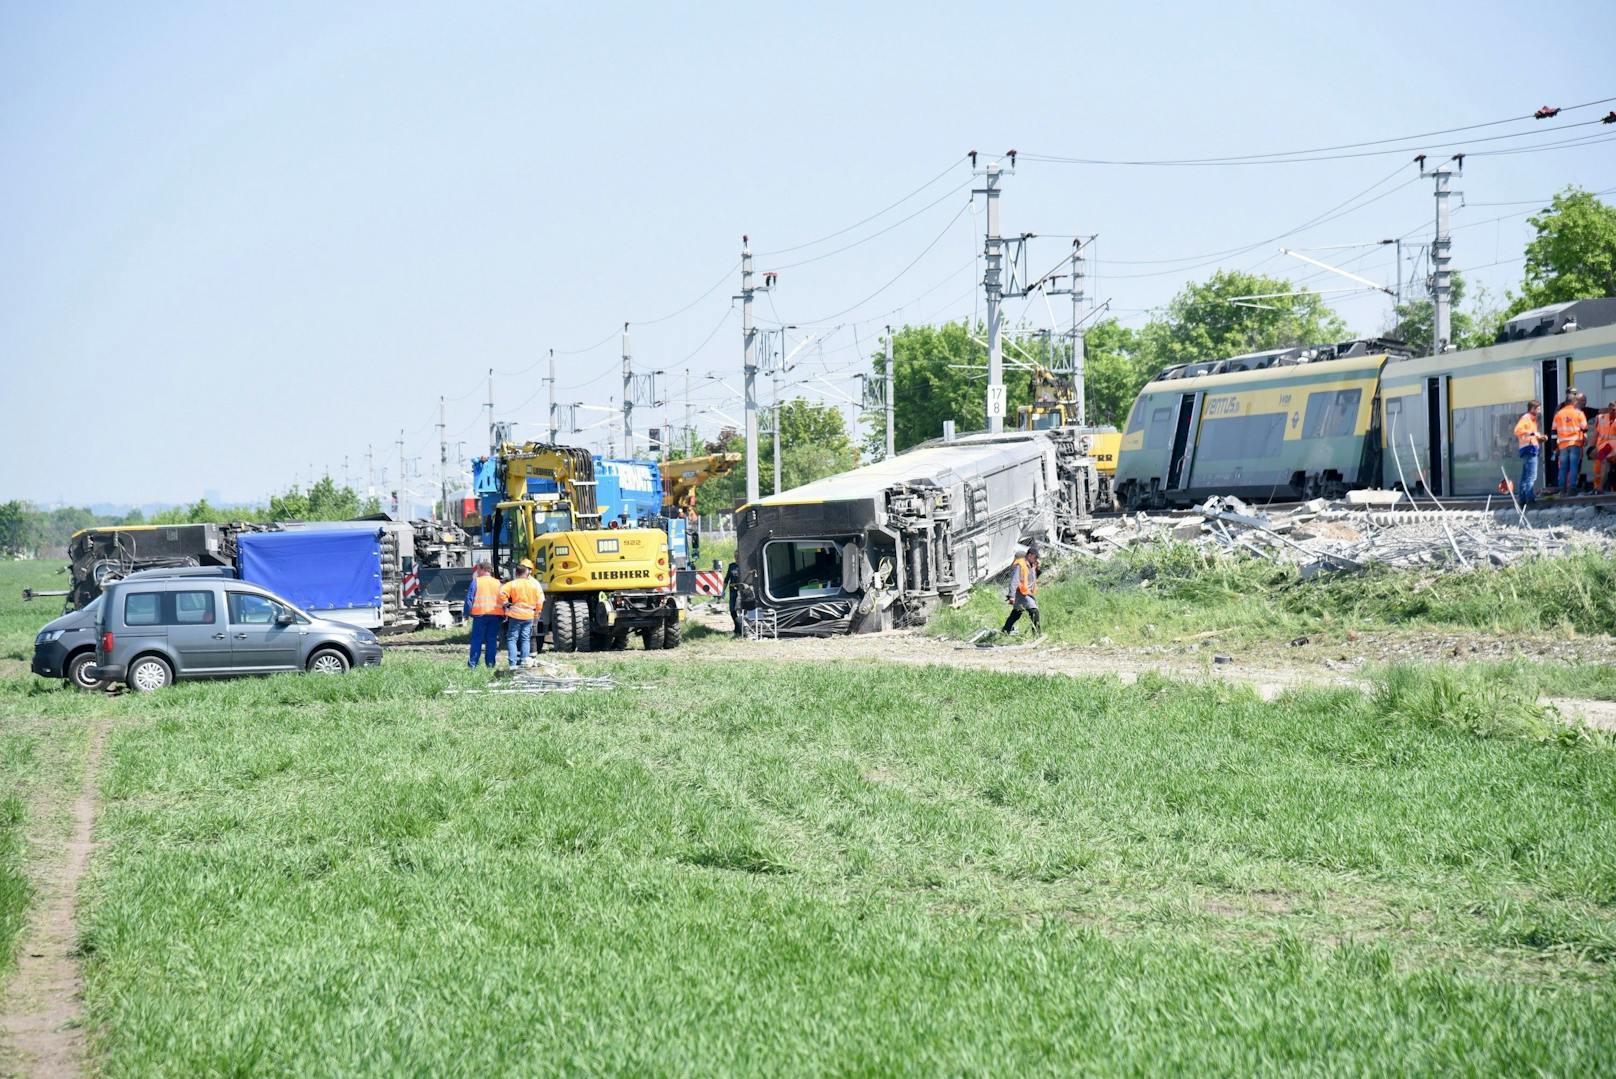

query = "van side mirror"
[275,612,296,626]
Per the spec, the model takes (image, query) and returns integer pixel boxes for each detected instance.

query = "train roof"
[1497,297,1616,342]
[744,433,1051,509]
[1139,350,1390,395]
[1382,317,1616,382]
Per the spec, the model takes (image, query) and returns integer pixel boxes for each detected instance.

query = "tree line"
[0,476,382,558]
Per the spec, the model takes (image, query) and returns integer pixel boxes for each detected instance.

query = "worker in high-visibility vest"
[1513,400,1549,506]
[1000,544,1042,637]
[500,559,544,668]
[464,563,504,669]
[1552,390,1589,495]
[1596,401,1616,493]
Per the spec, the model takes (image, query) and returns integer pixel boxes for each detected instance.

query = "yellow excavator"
[489,442,684,651]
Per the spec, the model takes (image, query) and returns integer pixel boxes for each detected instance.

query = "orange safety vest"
[500,577,542,621]
[469,576,503,617]
[1553,404,1588,448]
[1596,413,1616,450]
[1514,412,1541,449]
[1010,556,1036,597]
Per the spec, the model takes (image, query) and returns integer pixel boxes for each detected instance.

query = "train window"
[1302,389,1362,439]
[1451,402,1524,471]
[763,540,844,602]
[1146,407,1174,448]
[1125,398,1148,435]
[1196,413,1288,462]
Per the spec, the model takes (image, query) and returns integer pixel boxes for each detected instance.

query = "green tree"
[1510,187,1616,314]
[1387,272,1500,353]
[1080,319,1150,429]
[1134,270,1349,371]
[694,400,859,513]
[867,321,1038,453]
[0,500,35,556]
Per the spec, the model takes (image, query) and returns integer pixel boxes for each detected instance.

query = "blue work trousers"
[506,618,534,668]
[468,615,502,668]
[1558,444,1583,494]
[1518,449,1539,506]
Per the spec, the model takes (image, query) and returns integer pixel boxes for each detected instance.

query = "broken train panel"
[736,432,1097,636]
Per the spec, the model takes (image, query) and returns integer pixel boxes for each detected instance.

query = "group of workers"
[1514,392,1616,505]
[463,560,544,669]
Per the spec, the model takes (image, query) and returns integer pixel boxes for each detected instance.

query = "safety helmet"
[519,558,536,571]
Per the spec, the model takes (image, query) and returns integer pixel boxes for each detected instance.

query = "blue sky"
[3,1,1612,509]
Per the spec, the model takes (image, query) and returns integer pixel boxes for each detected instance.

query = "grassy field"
[4,558,1616,1071]
[933,543,1616,648]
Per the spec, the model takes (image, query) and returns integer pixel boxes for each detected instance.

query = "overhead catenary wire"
[755,156,968,257]
[1017,97,1616,167]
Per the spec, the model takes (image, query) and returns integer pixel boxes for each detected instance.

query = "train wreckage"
[735,429,1105,636]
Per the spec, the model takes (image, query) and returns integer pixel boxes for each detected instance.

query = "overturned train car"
[736,431,1100,636]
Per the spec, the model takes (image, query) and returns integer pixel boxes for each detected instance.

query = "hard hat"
[519,558,535,571]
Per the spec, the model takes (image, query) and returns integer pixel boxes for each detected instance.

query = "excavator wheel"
[640,622,665,650]
[551,597,578,653]
[572,598,594,652]
[661,618,682,649]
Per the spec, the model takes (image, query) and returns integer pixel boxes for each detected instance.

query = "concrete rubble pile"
[1078,494,1616,577]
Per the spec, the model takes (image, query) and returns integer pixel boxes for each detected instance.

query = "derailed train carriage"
[735,430,1101,635]
[1114,298,1616,508]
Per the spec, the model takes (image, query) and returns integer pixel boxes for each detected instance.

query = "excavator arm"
[660,453,741,517]
[494,442,602,527]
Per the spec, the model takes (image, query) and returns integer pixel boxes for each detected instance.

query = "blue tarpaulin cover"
[236,529,383,611]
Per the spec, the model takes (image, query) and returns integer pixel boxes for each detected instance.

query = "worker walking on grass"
[1595,402,1616,493]
[1514,400,1549,506]
[500,560,543,668]
[464,564,504,669]
[1001,544,1042,637]
[1553,391,1589,495]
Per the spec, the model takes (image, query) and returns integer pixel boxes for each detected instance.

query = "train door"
[1538,357,1563,484]
[1423,376,1451,496]
[1165,392,1203,491]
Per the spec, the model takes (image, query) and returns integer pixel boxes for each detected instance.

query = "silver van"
[90,575,384,692]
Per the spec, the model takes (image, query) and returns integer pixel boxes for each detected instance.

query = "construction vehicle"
[1015,365,1121,509]
[661,452,741,520]
[484,442,684,651]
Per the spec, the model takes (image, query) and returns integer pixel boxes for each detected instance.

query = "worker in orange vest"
[1001,544,1042,636]
[1596,401,1616,493]
[464,563,504,669]
[1552,390,1589,494]
[1513,400,1549,506]
[500,559,544,668]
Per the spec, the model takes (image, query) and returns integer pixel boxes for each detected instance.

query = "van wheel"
[640,622,666,650]
[307,648,350,674]
[127,655,173,694]
[551,599,577,653]
[65,651,106,691]
[661,619,682,650]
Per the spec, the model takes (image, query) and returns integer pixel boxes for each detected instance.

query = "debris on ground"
[1077,497,1616,576]
[443,659,625,694]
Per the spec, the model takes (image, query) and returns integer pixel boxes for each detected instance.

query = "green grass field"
[3,558,1616,1072]
[933,543,1616,648]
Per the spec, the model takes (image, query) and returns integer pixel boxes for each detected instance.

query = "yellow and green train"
[1114,298,1616,509]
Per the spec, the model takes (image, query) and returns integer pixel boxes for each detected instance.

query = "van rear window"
[124,593,162,626]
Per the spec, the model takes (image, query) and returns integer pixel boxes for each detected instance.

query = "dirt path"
[680,606,1616,730]
[1,719,109,1078]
